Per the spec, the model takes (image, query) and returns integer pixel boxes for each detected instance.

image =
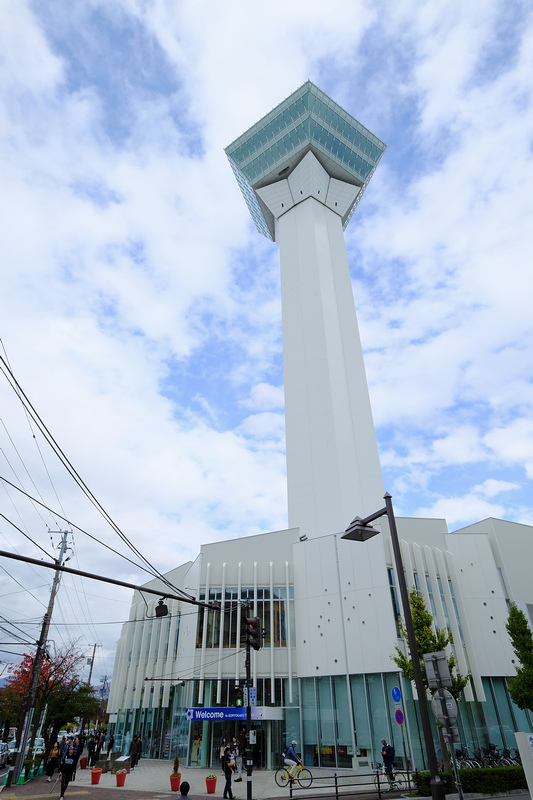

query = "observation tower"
[226,82,387,538]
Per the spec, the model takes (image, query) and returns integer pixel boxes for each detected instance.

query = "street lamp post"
[342,492,445,800]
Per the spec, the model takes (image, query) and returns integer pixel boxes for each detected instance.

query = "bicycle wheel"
[393,773,406,791]
[297,768,313,789]
[275,767,290,787]
[374,773,386,792]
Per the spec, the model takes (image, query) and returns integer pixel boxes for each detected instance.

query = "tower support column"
[277,195,383,537]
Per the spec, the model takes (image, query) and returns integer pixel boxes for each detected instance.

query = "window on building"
[145,619,153,660]
[425,575,438,626]
[196,586,294,648]
[172,613,180,659]
[497,568,511,610]
[128,621,136,666]
[388,569,402,637]
[436,576,451,633]
[136,619,145,664]
[448,580,465,645]
[164,613,172,660]
[153,616,162,661]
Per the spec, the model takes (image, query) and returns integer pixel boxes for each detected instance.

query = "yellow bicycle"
[275,762,313,788]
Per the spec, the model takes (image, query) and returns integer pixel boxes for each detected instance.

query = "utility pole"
[79,643,99,736]
[87,643,98,685]
[7,530,70,787]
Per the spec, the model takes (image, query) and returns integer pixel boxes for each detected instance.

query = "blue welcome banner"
[185,707,259,721]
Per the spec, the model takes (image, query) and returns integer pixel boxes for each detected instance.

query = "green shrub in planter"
[413,766,526,796]
[412,771,454,796]
[23,759,33,778]
[460,766,526,794]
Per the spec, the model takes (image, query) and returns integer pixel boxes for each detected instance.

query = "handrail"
[288,768,412,800]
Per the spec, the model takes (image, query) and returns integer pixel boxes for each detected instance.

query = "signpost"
[424,652,463,800]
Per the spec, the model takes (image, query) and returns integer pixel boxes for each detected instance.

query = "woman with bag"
[46,741,60,781]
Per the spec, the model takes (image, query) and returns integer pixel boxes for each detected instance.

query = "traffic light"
[235,686,243,707]
[245,616,262,651]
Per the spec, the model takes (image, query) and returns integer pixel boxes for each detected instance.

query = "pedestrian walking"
[232,736,242,781]
[107,733,115,757]
[219,737,227,774]
[58,745,76,799]
[87,735,96,767]
[223,745,234,799]
[46,741,60,781]
[129,733,140,769]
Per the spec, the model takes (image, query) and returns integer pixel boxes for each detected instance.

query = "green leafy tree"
[392,589,469,698]
[392,588,470,773]
[505,605,533,712]
[44,682,100,755]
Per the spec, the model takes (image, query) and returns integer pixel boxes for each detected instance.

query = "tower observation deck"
[226,82,387,539]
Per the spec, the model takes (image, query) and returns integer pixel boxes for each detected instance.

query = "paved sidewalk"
[0,761,530,800]
[0,761,417,799]
[0,761,298,800]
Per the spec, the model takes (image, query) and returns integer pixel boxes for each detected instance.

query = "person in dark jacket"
[381,738,396,789]
[129,734,140,770]
[223,746,234,799]
[58,745,76,799]
[70,735,82,781]
[87,735,97,767]
[107,733,115,757]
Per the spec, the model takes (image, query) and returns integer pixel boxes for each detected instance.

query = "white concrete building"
[107,83,533,770]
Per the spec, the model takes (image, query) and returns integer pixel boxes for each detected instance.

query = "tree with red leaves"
[0,644,100,756]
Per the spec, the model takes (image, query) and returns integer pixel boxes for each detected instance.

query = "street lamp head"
[341,517,380,542]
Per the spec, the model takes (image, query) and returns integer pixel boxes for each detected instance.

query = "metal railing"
[287,769,413,799]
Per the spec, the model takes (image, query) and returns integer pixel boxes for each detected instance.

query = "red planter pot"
[206,777,217,794]
[170,774,181,791]
[91,768,102,785]
[79,757,87,770]
[116,771,127,787]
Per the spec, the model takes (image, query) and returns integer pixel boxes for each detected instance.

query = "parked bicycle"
[455,748,483,769]
[275,762,313,789]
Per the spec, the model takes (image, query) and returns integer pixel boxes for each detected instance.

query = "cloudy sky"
[1,0,532,675]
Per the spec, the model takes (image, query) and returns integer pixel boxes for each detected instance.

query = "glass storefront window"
[333,676,353,767]
[301,678,318,766]
[351,674,371,754]
[317,677,335,767]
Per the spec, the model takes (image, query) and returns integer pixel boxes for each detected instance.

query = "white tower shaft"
[259,154,384,537]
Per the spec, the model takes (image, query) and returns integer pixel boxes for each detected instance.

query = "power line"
[0,356,190,599]
[0,562,47,608]
[0,476,189,591]
[0,339,65,523]
[0,512,52,559]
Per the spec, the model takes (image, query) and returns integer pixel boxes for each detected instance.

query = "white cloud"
[471,479,520,498]
[484,420,533,479]
[0,0,532,672]
[416,494,506,526]
[242,383,285,412]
